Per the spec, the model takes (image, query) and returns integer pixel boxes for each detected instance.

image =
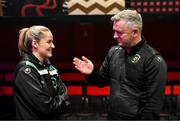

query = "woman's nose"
[113,32,118,39]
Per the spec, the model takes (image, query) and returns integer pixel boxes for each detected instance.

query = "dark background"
[0,0,180,119]
[0,15,180,70]
[0,0,180,70]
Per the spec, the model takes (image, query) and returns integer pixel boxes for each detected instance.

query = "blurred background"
[0,0,180,120]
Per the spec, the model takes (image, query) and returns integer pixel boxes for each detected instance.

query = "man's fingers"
[82,56,90,63]
[73,57,81,62]
[73,57,83,64]
[74,65,80,70]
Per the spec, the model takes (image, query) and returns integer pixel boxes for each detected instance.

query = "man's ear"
[132,29,139,37]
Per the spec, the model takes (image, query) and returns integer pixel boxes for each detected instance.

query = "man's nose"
[51,43,55,48]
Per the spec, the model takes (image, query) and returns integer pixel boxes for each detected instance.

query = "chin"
[47,54,52,58]
[118,43,122,46]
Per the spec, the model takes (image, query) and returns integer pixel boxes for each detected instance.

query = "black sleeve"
[14,66,67,115]
[85,46,119,87]
[140,55,167,119]
[85,68,108,87]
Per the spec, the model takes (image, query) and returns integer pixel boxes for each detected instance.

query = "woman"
[13,25,70,120]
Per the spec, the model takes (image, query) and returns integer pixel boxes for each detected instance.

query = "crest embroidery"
[131,54,141,63]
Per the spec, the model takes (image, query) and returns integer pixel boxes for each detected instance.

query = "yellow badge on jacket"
[131,54,141,63]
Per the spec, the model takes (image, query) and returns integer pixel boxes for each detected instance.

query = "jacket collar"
[124,36,146,55]
[22,53,50,67]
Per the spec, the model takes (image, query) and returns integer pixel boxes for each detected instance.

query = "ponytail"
[18,28,29,56]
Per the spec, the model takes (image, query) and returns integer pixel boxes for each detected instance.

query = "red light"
[175,1,180,6]
[175,7,180,12]
[162,1,167,6]
[130,2,135,7]
[156,8,161,12]
[168,8,173,12]
[130,0,180,14]
[137,2,142,6]
[168,1,173,6]
[143,2,148,6]
[162,8,167,12]
[156,1,161,6]
[150,1,155,6]
[137,8,142,13]
[143,8,148,12]
[150,8,154,12]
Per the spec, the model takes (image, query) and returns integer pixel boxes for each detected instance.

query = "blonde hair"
[111,9,143,32]
[18,25,51,56]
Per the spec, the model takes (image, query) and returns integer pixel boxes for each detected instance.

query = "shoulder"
[142,44,159,56]
[109,45,122,52]
[140,43,166,65]
[143,48,167,69]
[141,44,164,61]
[107,45,123,56]
[14,60,38,77]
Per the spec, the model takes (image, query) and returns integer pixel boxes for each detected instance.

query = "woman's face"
[36,31,55,59]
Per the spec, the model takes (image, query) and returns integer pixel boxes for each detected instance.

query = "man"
[73,9,167,120]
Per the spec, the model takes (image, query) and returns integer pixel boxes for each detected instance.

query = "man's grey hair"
[111,9,143,32]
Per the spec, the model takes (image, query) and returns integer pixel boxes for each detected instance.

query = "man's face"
[113,20,134,48]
